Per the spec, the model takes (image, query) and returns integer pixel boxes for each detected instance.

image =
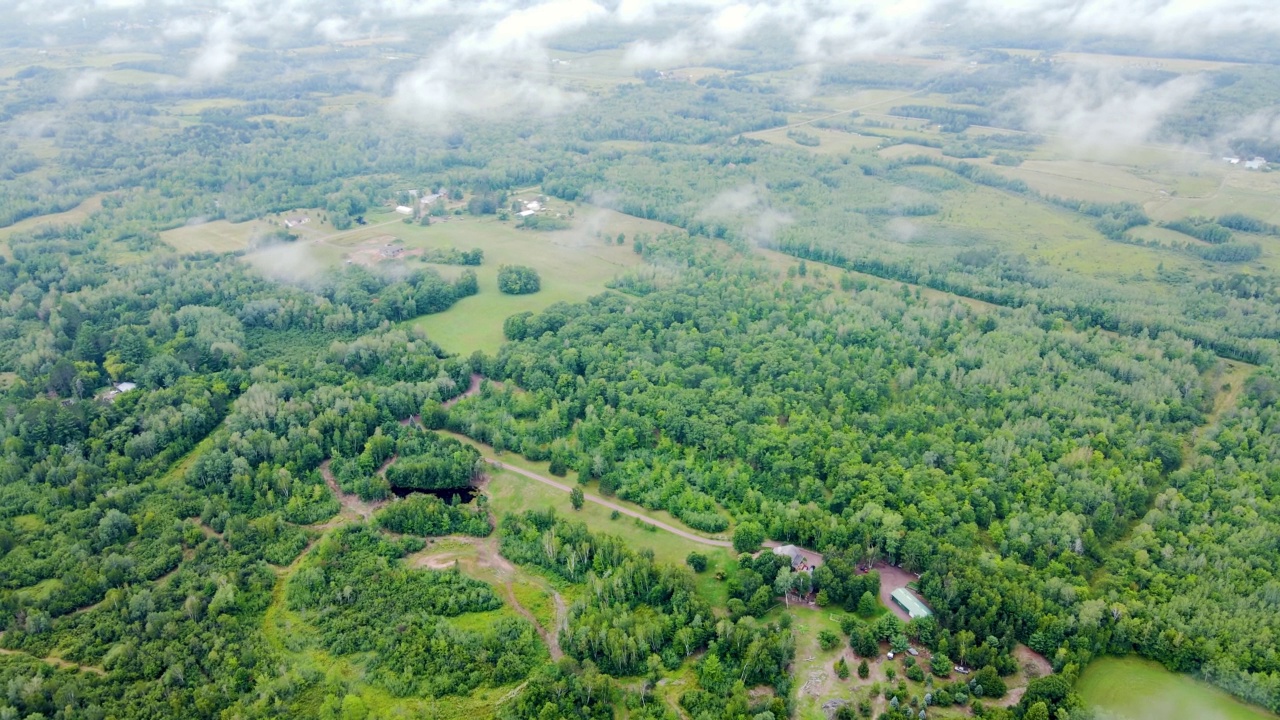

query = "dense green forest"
[2,3,1279,720]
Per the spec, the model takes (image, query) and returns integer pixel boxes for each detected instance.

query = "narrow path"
[443,373,484,409]
[0,646,106,676]
[409,535,567,659]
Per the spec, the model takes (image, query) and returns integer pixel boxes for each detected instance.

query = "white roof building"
[1244,157,1268,170]
[395,205,414,215]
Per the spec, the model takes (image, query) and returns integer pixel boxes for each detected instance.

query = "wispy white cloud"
[389,0,608,128]
[1014,68,1206,155]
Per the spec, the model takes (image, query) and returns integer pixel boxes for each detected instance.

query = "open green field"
[404,207,663,354]
[745,125,883,154]
[1077,657,1279,720]
[161,218,276,254]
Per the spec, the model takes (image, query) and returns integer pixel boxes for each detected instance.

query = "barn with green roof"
[891,587,932,619]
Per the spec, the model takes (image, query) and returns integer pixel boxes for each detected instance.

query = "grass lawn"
[1077,657,1279,720]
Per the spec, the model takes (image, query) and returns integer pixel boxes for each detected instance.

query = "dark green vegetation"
[1,4,1279,720]
[286,526,542,698]
[375,493,492,537]
[452,254,1280,717]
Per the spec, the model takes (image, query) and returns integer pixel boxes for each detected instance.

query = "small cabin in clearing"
[891,587,932,619]
[773,544,812,573]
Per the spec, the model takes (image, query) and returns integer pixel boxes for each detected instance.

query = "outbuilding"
[890,587,932,619]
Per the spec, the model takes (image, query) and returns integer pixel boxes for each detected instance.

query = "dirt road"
[443,373,484,409]
[488,460,735,549]
[872,562,925,622]
[488,459,824,565]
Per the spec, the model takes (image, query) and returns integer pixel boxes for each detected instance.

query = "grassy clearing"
[931,183,1172,277]
[235,201,663,355]
[480,462,738,607]
[0,194,106,257]
[510,579,557,634]
[102,69,175,85]
[1049,51,1247,74]
[403,208,655,354]
[744,125,881,154]
[161,218,275,254]
[988,159,1161,204]
[1077,657,1279,720]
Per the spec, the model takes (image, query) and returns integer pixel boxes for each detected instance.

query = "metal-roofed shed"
[891,587,931,619]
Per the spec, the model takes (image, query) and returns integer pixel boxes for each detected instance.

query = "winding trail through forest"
[319,459,386,522]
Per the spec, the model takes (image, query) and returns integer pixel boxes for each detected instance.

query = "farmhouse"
[518,209,536,217]
[1244,157,1268,170]
[395,205,414,215]
[283,216,310,228]
[890,587,932,619]
[1223,156,1240,164]
[773,544,812,572]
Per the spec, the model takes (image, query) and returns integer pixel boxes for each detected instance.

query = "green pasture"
[0,194,106,257]
[1077,657,1279,720]
[405,209,652,354]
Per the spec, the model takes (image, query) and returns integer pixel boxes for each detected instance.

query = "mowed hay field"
[161,218,275,254]
[406,207,666,354]
[1077,657,1280,720]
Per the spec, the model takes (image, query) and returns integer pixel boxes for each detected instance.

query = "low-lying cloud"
[699,184,794,246]
[389,0,607,127]
[1015,68,1206,156]
[9,0,1279,135]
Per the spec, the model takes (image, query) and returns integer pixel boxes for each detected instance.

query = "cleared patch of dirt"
[409,535,567,660]
[1015,643,1051,677]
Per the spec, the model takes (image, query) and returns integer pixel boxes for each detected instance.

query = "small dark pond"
[389,485,478,504]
